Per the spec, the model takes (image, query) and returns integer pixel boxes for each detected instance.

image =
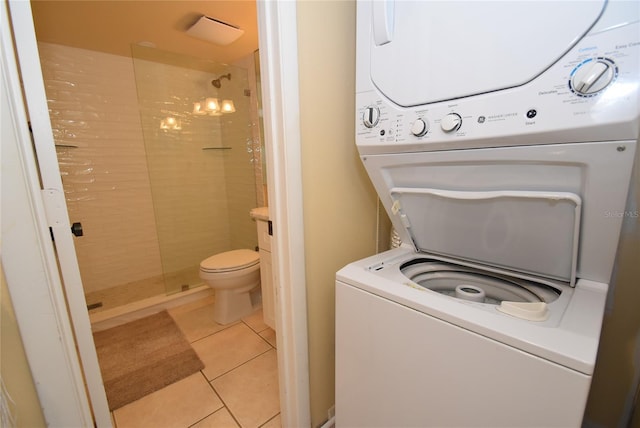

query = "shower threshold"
[90,285,213,332]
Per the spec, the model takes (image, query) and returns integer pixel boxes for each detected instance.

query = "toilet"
[199,249,261,325]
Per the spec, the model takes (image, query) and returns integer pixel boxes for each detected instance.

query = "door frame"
[2,0,310,426]
[3,0,111,425]
[257,2,311,426]
[7,0,115,424]
[2,2,96,426]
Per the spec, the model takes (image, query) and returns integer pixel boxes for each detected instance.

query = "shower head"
[211,73,231,88]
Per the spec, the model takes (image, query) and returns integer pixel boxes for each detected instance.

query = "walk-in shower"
[39,42,264,312]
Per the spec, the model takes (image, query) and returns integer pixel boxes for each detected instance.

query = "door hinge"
[41,188,68,227]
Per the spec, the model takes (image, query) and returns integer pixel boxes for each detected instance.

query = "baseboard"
[320,416,336,428]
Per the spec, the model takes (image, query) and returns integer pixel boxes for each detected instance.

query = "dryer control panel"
[356,17,639,155]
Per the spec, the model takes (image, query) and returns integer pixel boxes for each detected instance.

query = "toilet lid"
[200,249,259,272]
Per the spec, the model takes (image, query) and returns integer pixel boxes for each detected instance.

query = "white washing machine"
[336,1,639,427]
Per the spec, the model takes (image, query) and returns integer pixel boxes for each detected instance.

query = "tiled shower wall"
[39,42,163,296]
[38,42,261,303]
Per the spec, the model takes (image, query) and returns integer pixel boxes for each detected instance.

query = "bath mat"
[93,310,204,410]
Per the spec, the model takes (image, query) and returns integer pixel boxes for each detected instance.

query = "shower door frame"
[3,0,311,427]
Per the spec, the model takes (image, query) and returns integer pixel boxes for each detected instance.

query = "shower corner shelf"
[202,146,232,151]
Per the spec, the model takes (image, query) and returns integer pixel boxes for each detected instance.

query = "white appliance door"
[390,187,581,283]
[362,141,636,285]
[370,0,606,106]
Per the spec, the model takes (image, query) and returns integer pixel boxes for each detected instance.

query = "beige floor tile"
[212,349,280,428]
[259,328,276,348]
[113,372,223,428]
[170,298,233,342]
[242,308,269,333]
[169,294,215,316]
[193,323,271,380]
[191,407,240,428]
[260,414,281,428]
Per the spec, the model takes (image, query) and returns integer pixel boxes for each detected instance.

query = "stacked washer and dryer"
[336,1,639,426]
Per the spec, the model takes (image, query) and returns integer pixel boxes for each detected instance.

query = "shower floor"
[85,267,202,313]
[85,275,165,313]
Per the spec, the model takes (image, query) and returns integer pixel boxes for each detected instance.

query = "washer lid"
[369,1,606,106]
[390,188,581,286]
[200,249,259,272]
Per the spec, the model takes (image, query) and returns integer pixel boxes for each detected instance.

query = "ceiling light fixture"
[192,97,235,116]
[221,100,236,113]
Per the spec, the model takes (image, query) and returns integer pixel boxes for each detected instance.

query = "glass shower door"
[132,45,259,295]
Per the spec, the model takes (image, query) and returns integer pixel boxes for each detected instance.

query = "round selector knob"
[411,118,429,137]
[363,106,380,128]
[441,113,462,133]
[570,58,616,96]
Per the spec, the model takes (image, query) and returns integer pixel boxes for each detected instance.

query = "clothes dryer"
[336,1,640,426]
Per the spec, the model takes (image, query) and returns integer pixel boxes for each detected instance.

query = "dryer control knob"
[441,113,462,133]
[411,118,429,137]
[570,58,616,96]
[363,106,381,128]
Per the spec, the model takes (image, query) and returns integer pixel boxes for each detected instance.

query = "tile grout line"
[205,346,276,383]
[257,330,276,350]
[202,371,244,428]
[239,318,276,349]
[184,312,270,346]
[186,321,240,345]
[257,412,281,428]
[184,370,234,428]
[241,318,271,335]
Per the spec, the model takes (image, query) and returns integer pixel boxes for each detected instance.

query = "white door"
[6,1,111,426]
[368,1,606,106]
[6,2,311,427]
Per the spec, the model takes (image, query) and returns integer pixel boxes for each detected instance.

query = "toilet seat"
[200,249,259,273]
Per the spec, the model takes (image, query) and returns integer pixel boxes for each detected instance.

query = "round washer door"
[370,1,606,106]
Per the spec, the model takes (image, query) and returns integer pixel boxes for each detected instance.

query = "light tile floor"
[111,297,280,428]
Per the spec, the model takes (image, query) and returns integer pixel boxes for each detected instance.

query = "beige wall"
[297,1,379,426]
[0,264,46,427]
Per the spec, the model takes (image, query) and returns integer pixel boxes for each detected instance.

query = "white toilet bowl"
[199,249,261,325]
